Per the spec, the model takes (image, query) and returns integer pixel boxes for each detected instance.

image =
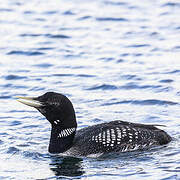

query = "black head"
[17,92,77,129]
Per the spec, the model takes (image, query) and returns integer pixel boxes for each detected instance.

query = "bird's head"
[16,92,77,128]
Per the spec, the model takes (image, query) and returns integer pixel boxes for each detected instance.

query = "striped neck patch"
[58,128,76,138]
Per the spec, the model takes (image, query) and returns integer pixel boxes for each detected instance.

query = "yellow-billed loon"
[16,92,171,157]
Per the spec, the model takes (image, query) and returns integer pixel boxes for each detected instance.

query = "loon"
[16,92,171,157]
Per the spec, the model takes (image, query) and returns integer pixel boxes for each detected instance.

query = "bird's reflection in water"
[49,156,85,178]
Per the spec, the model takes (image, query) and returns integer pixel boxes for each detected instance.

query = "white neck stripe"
[58,128,76,138]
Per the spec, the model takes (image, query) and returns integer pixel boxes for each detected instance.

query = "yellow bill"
[16,96,43,108]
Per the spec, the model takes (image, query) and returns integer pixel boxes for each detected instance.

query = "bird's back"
[66,120,171,157]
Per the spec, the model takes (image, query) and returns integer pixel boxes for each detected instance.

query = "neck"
[48,125,76,154]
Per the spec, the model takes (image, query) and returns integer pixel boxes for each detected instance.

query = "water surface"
[0,0,180,179]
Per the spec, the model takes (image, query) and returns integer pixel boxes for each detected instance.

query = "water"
[0,0,180,179]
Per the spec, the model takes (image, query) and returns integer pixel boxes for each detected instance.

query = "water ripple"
[78,16,92,20]
[23,151,45,160]
[96,17,128,22]
[7,147,20,154]
[0,140,3,145]
[53,73,74,77]
[0,8,13,12]
[45,33,71,39]
[43,10,58,15]
[63,10,75,15]
[19,33,71,39]
[9,121,22,126]
[7,50,44,56]
[20,33,41,37]
[24,10,35,14]
[33,63,53,68]
[4,75,27,80]
[77,74,96,78]
[162,2,180,7]
[167,70,180,74]
[37,47,54,51]
[102,99,178,106]
[0,95,11,99]
[159,79,174,83]
[120,83,162,90]
[121,74,140,80]
[87,84,118,90]
[126,44,150,48]
[104,1,127,6]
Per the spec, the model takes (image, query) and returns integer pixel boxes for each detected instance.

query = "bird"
[16,92,171,157]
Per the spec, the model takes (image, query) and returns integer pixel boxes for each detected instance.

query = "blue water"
[0,0,180,179]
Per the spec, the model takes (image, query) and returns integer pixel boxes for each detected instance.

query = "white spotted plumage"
[89,125,153,150]
[91,127,125,147]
